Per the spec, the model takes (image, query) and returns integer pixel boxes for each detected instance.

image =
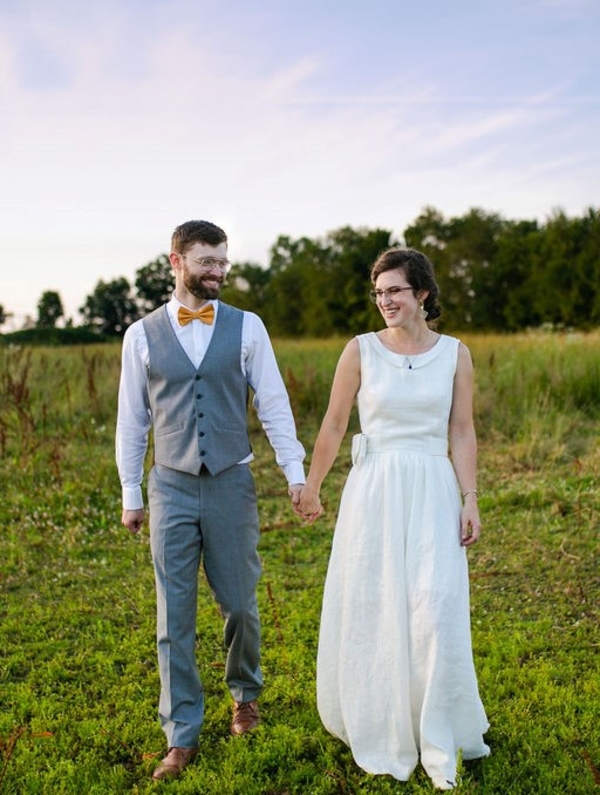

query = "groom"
[116,219,305,781]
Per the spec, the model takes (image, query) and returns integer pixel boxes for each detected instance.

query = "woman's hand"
[460,495,481,546]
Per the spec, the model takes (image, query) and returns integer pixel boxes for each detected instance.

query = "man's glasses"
[369,286,413,304]
[182,255,231,274]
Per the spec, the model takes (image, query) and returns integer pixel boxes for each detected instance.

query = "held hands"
[289,484,323,524]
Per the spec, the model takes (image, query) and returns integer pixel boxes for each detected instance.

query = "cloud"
[0,0,598,323]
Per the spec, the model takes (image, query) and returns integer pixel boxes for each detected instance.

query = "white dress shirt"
[116,297,306,510]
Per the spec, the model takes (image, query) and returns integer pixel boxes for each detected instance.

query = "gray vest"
[143,303,251,476]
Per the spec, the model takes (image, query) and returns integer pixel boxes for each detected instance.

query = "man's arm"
[115,323,152,530]
[243,313,306,487]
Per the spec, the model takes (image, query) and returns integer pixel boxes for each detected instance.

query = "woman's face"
[373,267,421,328]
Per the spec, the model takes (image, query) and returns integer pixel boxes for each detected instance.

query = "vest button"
[195,374,201,380]
[198,413,204,418]
[200,450,206,456]
[196,393,203,399]
[199,431,205,437]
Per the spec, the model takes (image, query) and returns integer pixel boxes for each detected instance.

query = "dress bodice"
[355,333,459,456]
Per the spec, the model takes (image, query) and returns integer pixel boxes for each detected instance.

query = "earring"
[419,301,429,319]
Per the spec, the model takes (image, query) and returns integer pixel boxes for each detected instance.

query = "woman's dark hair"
[370,247,442,321]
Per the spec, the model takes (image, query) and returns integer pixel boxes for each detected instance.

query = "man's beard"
[183,268,222,300]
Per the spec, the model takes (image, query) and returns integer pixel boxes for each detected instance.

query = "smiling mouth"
[200,279,222,292]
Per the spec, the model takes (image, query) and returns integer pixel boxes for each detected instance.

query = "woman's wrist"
[304,478,322,494]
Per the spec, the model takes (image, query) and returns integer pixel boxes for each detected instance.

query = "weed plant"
[0,333,598,794]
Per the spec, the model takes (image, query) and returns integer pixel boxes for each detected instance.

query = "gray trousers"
[148,462,263,748]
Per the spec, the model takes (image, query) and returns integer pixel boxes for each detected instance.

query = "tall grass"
[0,332,598,794]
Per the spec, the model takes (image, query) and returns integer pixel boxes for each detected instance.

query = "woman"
[296,248,490,790]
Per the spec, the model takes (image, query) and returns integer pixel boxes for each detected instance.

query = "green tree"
[326,226,392,335]
[530,208,600,329]
[80,278,139,336]
[405,207,505,330]
[492,220,542,330]
[445,209,505,330]
[404,206,450,252]
[580,208,600,327]
[273,235,333,337]
[36,290,64,328]
[220,261,271,314]
[261,236,315,335]
[260,227,393,337]
[134,255,175,315]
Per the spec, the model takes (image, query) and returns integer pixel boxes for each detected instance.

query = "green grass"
[0,333,599,793]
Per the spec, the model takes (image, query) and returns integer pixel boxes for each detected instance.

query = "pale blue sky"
[1,0,598,324]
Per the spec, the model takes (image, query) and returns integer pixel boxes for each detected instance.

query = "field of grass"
[1,332,599,794]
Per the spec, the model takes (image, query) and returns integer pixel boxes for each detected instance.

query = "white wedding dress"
[317,333,490,789]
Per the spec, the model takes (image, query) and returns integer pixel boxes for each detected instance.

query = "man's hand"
[122,508,145,535]
[288,484,303,513]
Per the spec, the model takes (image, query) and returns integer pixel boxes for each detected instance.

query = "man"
[116,220,305,781]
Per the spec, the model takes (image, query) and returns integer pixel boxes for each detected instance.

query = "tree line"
[4,206,599,339]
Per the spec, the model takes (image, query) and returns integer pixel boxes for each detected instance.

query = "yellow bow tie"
[178,304,215,326]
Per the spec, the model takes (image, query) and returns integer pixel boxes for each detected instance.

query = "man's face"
[173,241,229,301]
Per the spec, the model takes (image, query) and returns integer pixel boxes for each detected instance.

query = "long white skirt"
[317,450,490,787]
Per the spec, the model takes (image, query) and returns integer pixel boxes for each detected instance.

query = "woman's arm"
[296,338,361,520]
[448,342,481,546]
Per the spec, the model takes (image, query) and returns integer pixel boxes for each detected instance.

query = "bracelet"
[462,489,478,498]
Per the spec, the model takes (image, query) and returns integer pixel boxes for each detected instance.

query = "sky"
[1,0,598,327]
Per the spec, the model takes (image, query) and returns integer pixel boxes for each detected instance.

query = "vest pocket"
[155,421,185,437]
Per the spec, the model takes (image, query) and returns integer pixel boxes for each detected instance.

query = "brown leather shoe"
[230,699,260,735]
[152,746,198,781]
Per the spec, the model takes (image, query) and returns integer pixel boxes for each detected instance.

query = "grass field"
[0,332,599,794]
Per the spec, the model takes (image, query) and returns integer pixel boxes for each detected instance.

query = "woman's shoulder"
[354,331,377,347]
[438,333,463,351]
[436,334,473,371]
